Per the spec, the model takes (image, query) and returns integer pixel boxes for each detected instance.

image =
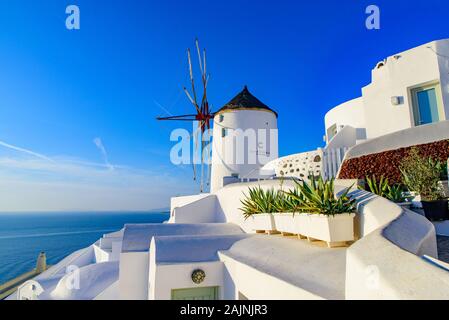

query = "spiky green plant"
[275,186,305,213]
[361,175,411,203]
[285,177,356,216]
[385,184,412,203]
[240,187,278,219]
[362,175,389,197]
[240,184,307,219]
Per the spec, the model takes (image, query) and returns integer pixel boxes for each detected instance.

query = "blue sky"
[0,0,448,211]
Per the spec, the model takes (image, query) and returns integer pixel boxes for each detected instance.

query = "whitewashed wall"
[437,40,449,116]
[273,150,324,179]
[324,39,449,145]
[324,98,366,142]
[363,41,447,138]
[219,253,323,300]
[171,194,217,223]
[211,110,278,192]
[118,252,149,300]
[149,261,224,300]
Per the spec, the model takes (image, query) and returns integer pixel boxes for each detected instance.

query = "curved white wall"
[324,97,365,140]
[345,208,449,299]
[211,110,278,193]
[262,150,324,180]
[214,179,296,229]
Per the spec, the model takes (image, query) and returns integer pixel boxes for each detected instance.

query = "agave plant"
[240,188,260,220]
[272,190,290,213]
[275,186,305,213]
[240,187,278,219]
[360,174,414,203]
[385,184,413,203]
[362,175,389,197]
[285,177,356,216]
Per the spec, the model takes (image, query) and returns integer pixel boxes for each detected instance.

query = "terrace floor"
[219,234,347,300]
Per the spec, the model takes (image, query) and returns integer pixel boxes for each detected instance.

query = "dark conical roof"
[216,86,278,117]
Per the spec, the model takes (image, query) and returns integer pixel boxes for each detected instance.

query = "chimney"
[35,252,47,274]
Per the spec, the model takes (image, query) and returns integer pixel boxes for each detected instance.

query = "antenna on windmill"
[157,39,214,193]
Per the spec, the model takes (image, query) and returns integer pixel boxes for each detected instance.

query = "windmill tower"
[157,41,279,194]
[210,86,278,193]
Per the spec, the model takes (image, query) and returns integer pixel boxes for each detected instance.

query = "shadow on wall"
[382,209,437,258]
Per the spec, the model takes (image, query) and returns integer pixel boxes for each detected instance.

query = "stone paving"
[437,236,449,263]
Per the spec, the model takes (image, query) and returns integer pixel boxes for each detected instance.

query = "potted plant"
[437,161,449,198]
[272,186,304,236]
[400,148,449,221]
[385,184,413,208]
[361,175,413,208]
[284,177,357,248]
[240,187,278,233]
[362,175,389,197]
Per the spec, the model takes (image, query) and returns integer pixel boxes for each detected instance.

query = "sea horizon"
[0,209,170,215]
[0,211,169,285]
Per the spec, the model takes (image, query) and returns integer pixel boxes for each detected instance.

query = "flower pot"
[298,213,356,248]
[246,213,277,234]
[273,213,303,236]
[421,200,449,221]
[397,202,413,209]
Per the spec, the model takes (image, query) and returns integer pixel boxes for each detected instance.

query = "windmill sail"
[156,39,214,193]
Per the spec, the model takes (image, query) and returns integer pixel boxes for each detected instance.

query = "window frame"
[410,82,444,126]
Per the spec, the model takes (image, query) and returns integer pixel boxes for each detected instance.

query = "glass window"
[326,124,338,142]
[412,84,443,126]
[221,128,227,138]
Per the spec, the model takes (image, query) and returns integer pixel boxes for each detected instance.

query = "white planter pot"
[246,214,277,233]
[273,212,355,247]
[273,213,302,235]
[299,213,355,247]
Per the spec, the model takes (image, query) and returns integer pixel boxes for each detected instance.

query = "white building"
[272,39,449,181]
[9,39,449,301]
[325,39,449,148]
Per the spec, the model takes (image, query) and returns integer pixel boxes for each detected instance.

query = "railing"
[220,147,351,187]
[323,147,350,180]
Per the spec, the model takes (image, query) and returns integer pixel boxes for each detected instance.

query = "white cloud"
[0,156,196,212]
[0,140,54,162]
[93,137,114,171]
[0,138,197,212]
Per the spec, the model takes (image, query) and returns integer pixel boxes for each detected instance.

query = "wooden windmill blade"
[187,49,201,114]
[156,114,198,121]
[155,39,214,193]
[195,38,204,76]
